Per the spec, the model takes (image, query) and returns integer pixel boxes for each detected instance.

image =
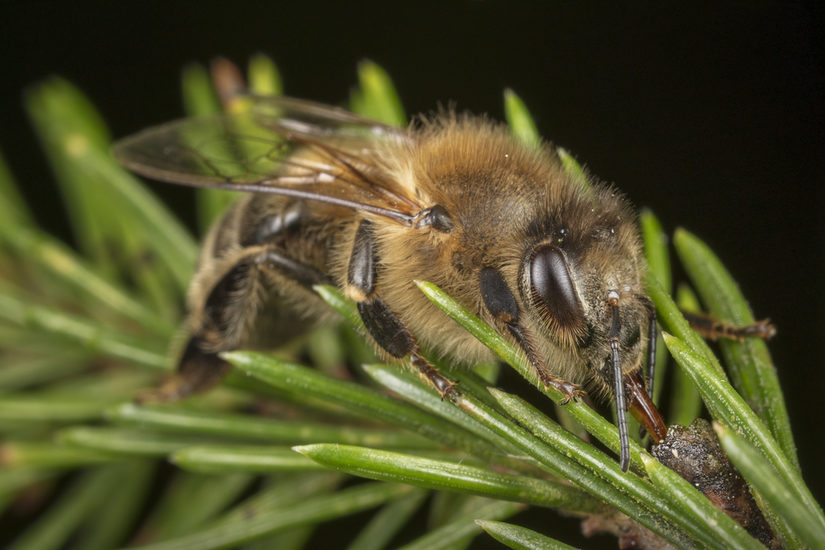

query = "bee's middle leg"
[347,220,457,399]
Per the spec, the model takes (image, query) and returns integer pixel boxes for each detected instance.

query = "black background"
[2,1,823,546]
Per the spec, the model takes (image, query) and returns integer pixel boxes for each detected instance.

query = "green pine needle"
[476,520,578,550]
[504,89,541,148]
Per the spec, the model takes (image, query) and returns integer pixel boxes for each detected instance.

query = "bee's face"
[517,192,648,389]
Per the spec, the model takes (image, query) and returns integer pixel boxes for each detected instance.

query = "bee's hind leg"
[347,220,458,400]
[139,246,330,403]
[137,336,233,403]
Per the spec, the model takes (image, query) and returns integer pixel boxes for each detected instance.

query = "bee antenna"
[607,291,630,472]
[640,307,658,440]
[646,309,658,400]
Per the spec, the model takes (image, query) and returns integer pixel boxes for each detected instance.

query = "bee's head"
[517,223,658,472]
[469,162,667,471]
[517,201,650,391]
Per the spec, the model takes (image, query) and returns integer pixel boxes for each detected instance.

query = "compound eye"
[529,245,583,328]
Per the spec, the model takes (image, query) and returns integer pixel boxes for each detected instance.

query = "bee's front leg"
[479,266,584,404]
[347,220,457,399]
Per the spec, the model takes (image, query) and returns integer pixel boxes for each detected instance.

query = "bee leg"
[347,220,458,399]
[140,245,329,402]
[511,323,584,404]
[479,266,584,403]
[138,252,260,402]
[138,334,234,403]
[357,295,458,399]
[681,311,776,341]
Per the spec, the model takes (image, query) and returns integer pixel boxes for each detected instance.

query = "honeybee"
[115,79,667,471]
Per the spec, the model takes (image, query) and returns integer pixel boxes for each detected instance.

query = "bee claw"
[683,311,778,342]
[559,387,586,405]
[134,373,197,403]
[411,354,460,402]
[750,318,777,340]
[440,380,461,402]
[537,371,583,404]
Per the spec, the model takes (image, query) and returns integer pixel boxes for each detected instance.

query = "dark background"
[2,1,823,547]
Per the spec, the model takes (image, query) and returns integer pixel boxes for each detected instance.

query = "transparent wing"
[113,96,422,224]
